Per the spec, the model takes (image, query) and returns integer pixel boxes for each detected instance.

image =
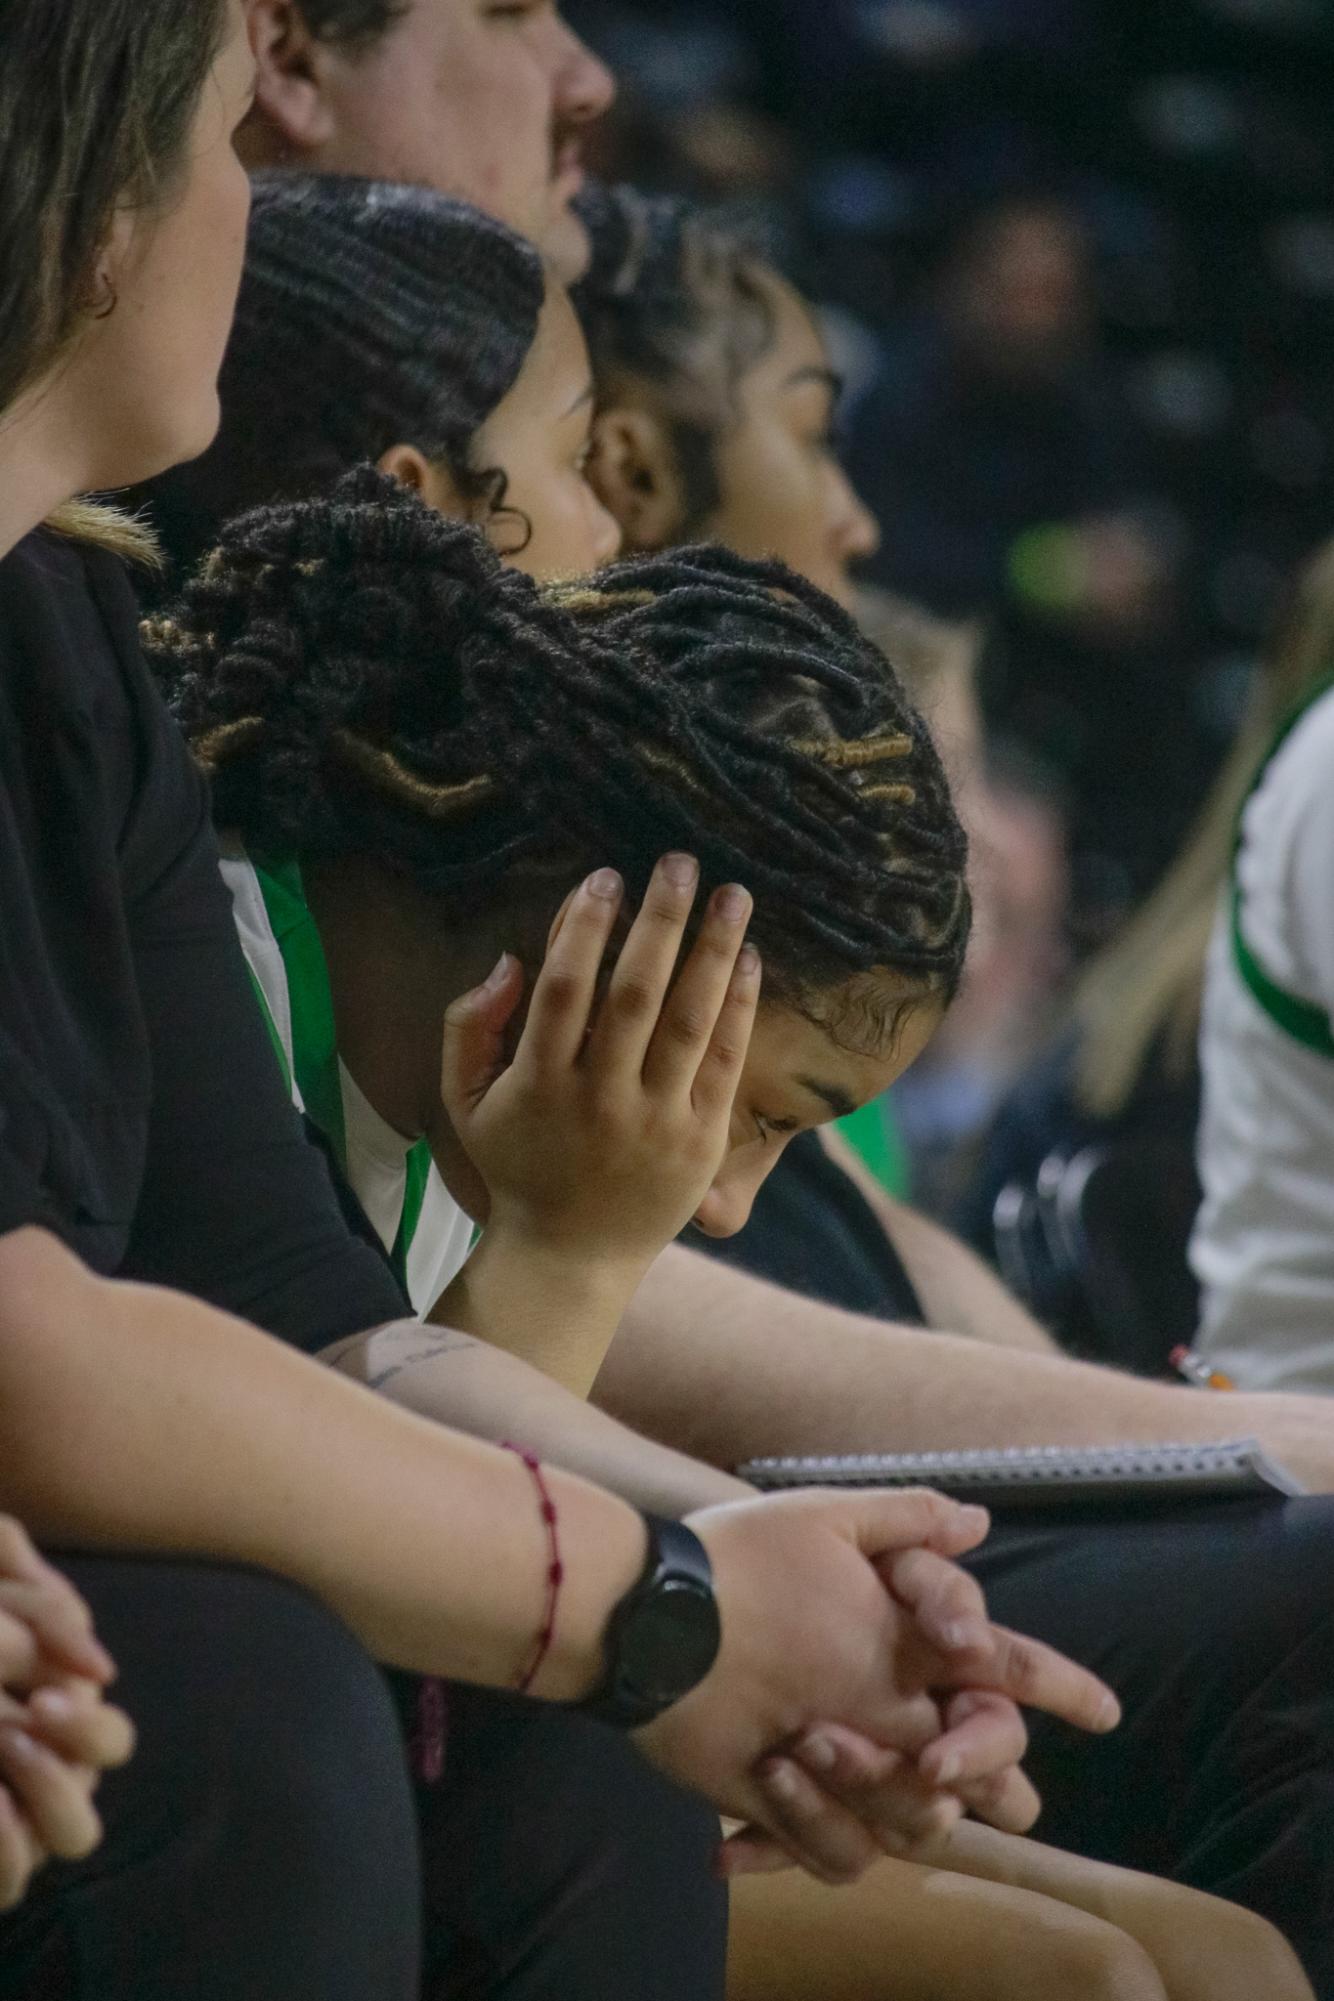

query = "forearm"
[0,1229,646,1695]
[874,1199,1059,1355]
[818,1132,1057,1355]
[427,1229,637,1397]
[324,1319,746,1516]
[598,1245,1334,1485]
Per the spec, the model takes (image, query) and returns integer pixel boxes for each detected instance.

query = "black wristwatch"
[575,1514,722,1730]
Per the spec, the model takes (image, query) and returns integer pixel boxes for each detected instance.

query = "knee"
[1032,1915,1168,2001]
[1163,1903,1313,2001]
[196,1569,411,1845]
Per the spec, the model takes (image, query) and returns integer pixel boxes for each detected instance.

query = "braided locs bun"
[152,467,970,1025]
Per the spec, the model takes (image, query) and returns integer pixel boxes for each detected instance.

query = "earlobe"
[587,408,687,554]
[247,0,339,154]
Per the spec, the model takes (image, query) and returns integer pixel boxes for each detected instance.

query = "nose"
[690,1182,757,1239]
[691,1149,776,1239]
[590,492,623,568]
[553,18,616,128]
[832,466,881,563]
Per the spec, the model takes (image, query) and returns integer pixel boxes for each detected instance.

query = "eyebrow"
[781,365,844,399]
[796,1075,859,1121]
[563,381,596,418]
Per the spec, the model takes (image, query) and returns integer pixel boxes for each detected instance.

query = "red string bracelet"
[501,1443,564,1696]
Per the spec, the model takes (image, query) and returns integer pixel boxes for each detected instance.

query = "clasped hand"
[0,1519,134,1910]
[650,1489,1120,1888]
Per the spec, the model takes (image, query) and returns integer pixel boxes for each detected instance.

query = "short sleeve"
[86,558,409,1348]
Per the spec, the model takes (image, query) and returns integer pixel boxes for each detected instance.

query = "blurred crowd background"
[566,0,1334,1224]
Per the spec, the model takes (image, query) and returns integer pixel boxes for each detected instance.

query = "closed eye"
[753,1112,802,1145]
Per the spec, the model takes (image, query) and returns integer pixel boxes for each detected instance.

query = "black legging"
[0,1558,727,2001]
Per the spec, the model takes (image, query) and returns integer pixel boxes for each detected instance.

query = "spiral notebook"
[737,1438,1306,1512]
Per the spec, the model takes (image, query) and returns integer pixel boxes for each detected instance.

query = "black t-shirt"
[687,1129,925,1324]
[0,529,406,1348]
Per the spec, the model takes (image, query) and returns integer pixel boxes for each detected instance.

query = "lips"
[551,139,585,198]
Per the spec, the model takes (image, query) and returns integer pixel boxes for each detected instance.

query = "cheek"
[507,474,610,582]
[433,50,554,228]
[717,436,825,568]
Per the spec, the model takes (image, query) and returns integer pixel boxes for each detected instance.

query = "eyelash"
[753,1113,800,1146]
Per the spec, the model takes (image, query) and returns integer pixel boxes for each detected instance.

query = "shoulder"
[1243,686,1334,875]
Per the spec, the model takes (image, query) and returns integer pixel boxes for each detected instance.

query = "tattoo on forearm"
[366,1333,479,1392]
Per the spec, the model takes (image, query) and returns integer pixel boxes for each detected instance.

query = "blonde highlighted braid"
[151,467,969,1038]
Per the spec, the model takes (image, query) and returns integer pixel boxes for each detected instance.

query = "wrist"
[526,1471,650,1703]
[478,1215,651,1302]
[447,1227,649,1395]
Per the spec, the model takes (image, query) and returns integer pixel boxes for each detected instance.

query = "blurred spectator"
[843,194,1189,937]
[859,589,1070,1210]
[956,533,1334,1366]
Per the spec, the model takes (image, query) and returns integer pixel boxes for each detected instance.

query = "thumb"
[441,954,525,1119]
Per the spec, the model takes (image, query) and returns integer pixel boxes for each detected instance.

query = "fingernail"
[585,868,622,901]
[660,853,698,890]
[0,1731,37,1764]
[29,1691,73,1723]
[1098,1692,1122,1732]
[943,1618,992,1655]
[801,1733,837,1775]
[762,1761,800,1803]
[959,1505,990,1533]
[716,883,750,922]
[482,952,514,994]
[737,942,761,977]
[930,1748,961,1786]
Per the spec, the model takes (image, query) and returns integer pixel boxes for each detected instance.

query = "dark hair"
[0,0,230,411]
[297,0,411,49]
[153,176,547,578]
[573,184,778,532]
[151,467,969,1036]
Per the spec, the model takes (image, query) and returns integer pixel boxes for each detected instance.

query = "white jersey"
[1191,682,1334,1391]
[221,843,475,1316]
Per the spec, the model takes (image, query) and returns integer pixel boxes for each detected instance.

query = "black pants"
[0,1558,726,2001]
[972,1498,1334,1996]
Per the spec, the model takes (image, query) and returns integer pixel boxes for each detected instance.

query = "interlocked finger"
[0,1730,101,1862]
[788,1726,961,1853]
[750,1756,885,1884]
[935,1623,1122,1738]
[0,1786,39,1912]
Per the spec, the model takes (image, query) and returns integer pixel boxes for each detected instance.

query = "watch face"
[620,1577,722,1706]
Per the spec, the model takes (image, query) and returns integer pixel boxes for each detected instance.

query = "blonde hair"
[1072,535,1334,1118]
[45,499,161,568]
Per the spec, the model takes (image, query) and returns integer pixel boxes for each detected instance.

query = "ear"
[376,442,469,518]
[245,0,340,155]
[587,407,688,553]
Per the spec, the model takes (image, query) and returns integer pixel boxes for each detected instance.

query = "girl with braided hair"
[151,469,1309,2001]
[150,465,966,1394]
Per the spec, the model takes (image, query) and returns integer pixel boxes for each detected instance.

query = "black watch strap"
[574,1514,722,1730]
